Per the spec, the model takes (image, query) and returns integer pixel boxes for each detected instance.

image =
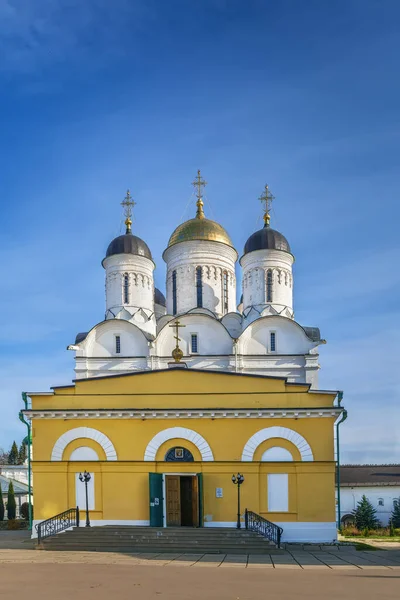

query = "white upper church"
[68,172,324,386]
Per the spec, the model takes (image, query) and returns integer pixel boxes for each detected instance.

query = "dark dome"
[104,233,152,261]
[154,287,166,307]
[243,227,291,255]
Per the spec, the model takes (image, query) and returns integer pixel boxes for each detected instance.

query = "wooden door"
[166,476,181,526]
[192,475,199,527]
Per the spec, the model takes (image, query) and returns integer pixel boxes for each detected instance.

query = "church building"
[25,172,344,542]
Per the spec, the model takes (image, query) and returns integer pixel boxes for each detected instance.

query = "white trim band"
[23,408,341,420]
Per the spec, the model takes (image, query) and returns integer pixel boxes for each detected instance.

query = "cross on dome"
[169,319,186,363]
[259,184,275,228]
[121,189,136,233]
[192,170,207,219]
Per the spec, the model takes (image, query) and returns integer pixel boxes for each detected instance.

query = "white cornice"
[23,408,342,420]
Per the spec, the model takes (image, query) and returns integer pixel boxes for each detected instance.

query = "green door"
[197,473,204,528]
[149,473,163,527]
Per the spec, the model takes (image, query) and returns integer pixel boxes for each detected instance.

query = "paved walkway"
[0,562,399,600]
[1,532,400,570]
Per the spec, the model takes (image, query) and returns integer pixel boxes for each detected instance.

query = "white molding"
[87,520,150,527]
[241,426,314,461]
[144,426,214,461]
[204,521,237,528]
[50,427,118,461]
[23,408,341,420]
[274,521,337,543]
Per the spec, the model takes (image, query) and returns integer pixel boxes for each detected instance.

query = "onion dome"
[154,288,166,307]
[166,170,234,251]
[244,227,291,255]
[104,233,152,261]
[102,189,152,264]
[243,183,291,256]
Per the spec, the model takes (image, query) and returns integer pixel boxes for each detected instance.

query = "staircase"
[39,526,283,554]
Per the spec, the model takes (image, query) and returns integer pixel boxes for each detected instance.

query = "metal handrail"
[244,509,283,548]
[36,507,79,543]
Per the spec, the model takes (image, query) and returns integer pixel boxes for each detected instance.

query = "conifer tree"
[8,442,18,465]
[7,481,16,520]
[391,498,400,528]
[352,495,379,530]
[0,490,4,521]
[18,442,27,465]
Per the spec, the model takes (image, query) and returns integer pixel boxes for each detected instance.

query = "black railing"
[245,509,283,548]
[36,507,79,543]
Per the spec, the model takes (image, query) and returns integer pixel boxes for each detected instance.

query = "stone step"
[40,544,283,554]
[39,525,281,553]
[57,532,268,540]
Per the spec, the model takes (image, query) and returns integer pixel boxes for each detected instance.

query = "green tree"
[0,491,4,521]
[352,495,380,530]
[8,442,18,465]
[18,442,27,465]
[7,481,16,520]
[391,498,400,528]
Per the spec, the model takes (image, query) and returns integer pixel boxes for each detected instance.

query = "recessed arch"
[241,426,313,461]
[144,427,214,461]
[261,446,294,461]
[51,427,117,461]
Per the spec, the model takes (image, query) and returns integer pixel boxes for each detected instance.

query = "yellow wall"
[29,369,339,527]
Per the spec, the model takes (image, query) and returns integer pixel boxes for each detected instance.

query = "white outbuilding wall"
[163,241,237,318]
[339,486,400,527]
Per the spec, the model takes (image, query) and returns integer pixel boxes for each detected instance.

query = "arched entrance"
[149,446,203,528]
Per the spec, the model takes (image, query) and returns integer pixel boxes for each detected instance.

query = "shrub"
[341,526,362,537]
[0,493,4,521]
[352,495,380,531]
[7,519,21,530]
[20,502,32,521]
[7,482,16,520]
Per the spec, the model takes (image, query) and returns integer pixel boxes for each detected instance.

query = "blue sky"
[0,0,399,462]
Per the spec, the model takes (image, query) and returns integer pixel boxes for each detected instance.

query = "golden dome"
[167,216,234,248]
[167,197,234,249]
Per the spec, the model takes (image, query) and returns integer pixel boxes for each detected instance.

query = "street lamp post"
[79,471,91,527]
[232,473,245,529]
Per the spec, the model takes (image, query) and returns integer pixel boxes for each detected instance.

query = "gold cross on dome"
[192,169,207,200]
[121,189,136,233]
[169,319,186,363]
[169,319,186,346]
[259,184,275,227]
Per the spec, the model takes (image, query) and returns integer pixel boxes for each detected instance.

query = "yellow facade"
[28,369,342,542]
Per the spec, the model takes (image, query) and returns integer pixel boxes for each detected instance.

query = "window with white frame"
[191,333,198,354]
[270,331,276,352]
[267,473,288,512]
[115,335,121,354]
[75,473,95,511]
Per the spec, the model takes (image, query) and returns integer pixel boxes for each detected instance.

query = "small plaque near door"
[216,487,223,498]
